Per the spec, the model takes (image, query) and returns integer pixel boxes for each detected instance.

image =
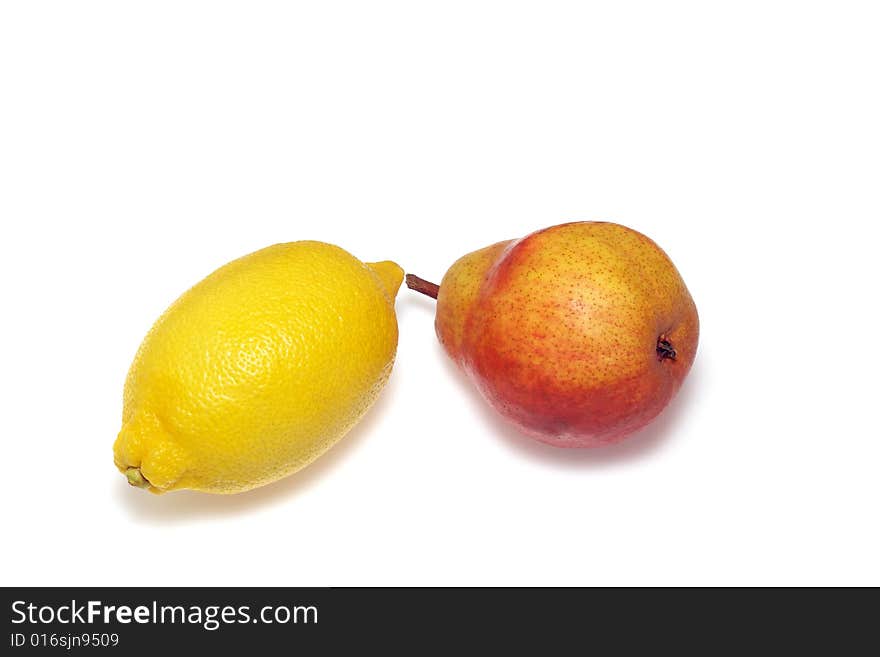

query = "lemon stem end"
[125,467,150,489]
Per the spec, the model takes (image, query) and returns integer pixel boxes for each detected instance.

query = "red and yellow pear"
[406,221,698,447]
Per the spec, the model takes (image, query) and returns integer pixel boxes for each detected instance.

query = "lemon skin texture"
[114,241,403,494]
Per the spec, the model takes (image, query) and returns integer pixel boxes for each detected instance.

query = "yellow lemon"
[114,241,403,494]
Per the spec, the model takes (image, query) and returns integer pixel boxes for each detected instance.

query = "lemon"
[114,241,403,494]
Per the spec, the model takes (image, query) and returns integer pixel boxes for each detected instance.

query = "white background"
[1,1,878,586]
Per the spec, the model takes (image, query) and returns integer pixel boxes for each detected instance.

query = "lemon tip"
[366,260,405,298]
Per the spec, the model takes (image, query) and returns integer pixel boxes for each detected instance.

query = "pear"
[406,221,698,447]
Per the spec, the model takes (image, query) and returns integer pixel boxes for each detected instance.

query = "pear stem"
[405,274,439,300]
